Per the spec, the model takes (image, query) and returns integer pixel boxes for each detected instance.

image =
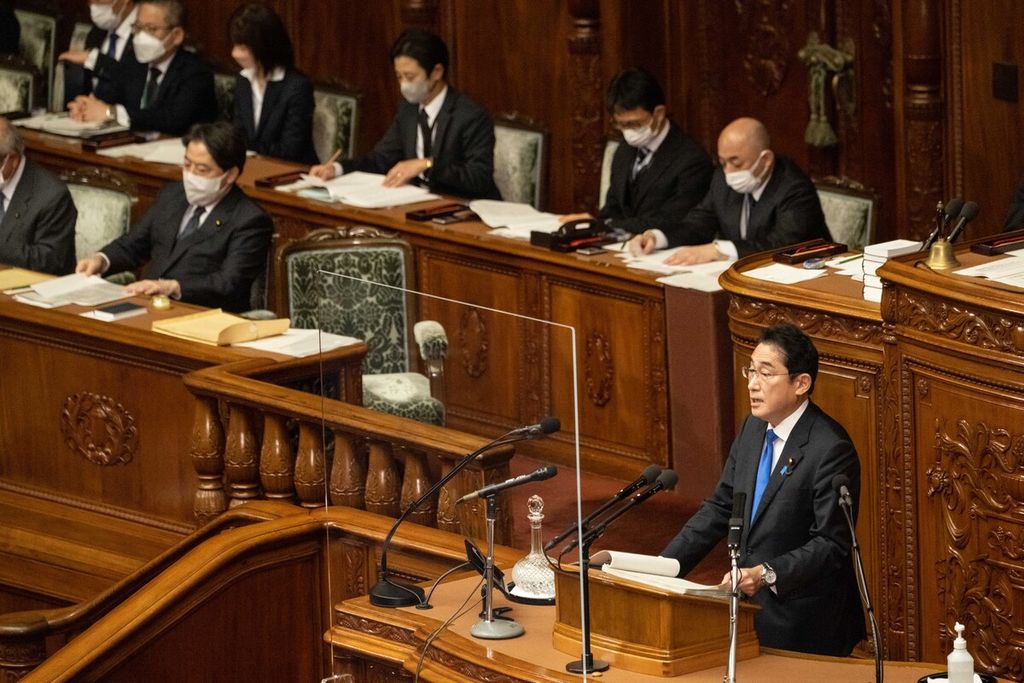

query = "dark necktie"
[631,147,650,181]
[418,109,433,158]
[177,206,205,242]
[141,67,160,108]
[0,194,6,225]
[740,194,756,239]
[751,428,776,522]
[106,32,118,59]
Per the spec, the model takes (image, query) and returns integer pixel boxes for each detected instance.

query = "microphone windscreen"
[536,465,558,480]
[640,463,662,485]
[539,416,561,434]
[831,474,850,494]
[958,201,979,222]
[657,469,678,489]
[943,198,964,220]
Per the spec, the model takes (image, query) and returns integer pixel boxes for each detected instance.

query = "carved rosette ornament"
[584,332,613,407]
[734,0,791,96]
[459,308,488,378]
[60,392,138,466]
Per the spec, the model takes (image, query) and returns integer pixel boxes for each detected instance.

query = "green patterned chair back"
[14,6,57,110]
[493,112,547,209]
[274,227,414,376]
[814,176,878,251]
[0,54,37,112]
[51,21,92,111]
[213,70,235,122]
[61,167,137,260]
[599,137,620,209]
[313,81,360,163]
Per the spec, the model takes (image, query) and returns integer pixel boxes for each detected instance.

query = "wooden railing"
[2,502,520,681]
[184,357,516,543]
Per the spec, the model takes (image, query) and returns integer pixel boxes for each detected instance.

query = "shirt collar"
[644,119,671,156]
[114,6,137,39]
[240,66,286,83]
[3,155,27,204]
[421,84,448,126]
[767,399,809,443]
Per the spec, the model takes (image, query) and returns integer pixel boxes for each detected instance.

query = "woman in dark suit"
[229,3,318,164]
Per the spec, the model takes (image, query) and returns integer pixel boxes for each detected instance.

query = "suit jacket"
[663,155,830,256]
[661,402,865,656]
[113,48,218,135]
[101,182,272,312]
[0,159,77,275]
[1004,177,1024,232]
[234,69,318,165]
[600,123,713,234]
[63,25,140,105]
[343,86,500,200]
[0,2,19,55]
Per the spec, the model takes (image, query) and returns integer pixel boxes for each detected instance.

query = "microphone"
[922,198,963,250]
[727,492,747,550]
[831,474,883,683]
[946,201,979,243]
[456,465,557,504]
[560,470,678,555]
[543,463,662,552]
[369,418,560,608]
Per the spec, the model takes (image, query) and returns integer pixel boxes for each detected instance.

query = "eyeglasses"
[132,23,174,35]
[741,366,791,382]
[612,116,654,131]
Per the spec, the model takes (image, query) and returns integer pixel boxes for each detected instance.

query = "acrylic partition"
[309,266,604,680]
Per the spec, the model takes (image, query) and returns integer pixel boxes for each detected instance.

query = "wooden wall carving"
[60,393,138,467]
[894,289,1024,357]
[335,613,418,647]
[567,0,603,213]
[458,308,488,379]
[897,359,919,659]
[584,331,613,407]
[728,297,885,346]
[734,0,792,96]
[421,647,525,683]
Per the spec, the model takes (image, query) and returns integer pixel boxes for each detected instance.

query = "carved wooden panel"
[893,288,1024,358]
[60,392,138,466]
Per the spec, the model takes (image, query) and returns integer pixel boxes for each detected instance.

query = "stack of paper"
[152,309,289,346]
[233,328,360,357]
[99,138,186,165]
[13,112,128,138]
[744,262,828,285]
[468,200,561,239]
[955,250,1024,288]
[281,171,438,208]
[13,273,128,308]
[862,239,921,302]
[655,260,732,291]
[0,268,54,291]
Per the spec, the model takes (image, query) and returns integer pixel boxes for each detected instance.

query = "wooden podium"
[553,568,760,677]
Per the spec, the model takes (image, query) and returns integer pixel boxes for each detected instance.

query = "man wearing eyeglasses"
[559,67,712,235]
[67,0,217,135]
[661,324,865,656]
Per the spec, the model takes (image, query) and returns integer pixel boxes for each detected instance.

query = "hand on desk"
[663,243,726,266]
[719,564,764,597]
[307,161,337,181]
[125,278,181,300]
[58,49,88,65]
[383,158,430,187]
[68,95,110,123]
[628,231,658,256]
[76,254,106,276]
[558,212,593,224]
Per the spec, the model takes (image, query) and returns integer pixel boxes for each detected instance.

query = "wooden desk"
[21,128,735,483]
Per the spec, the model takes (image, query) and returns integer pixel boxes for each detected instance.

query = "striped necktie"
[631,147,651,181]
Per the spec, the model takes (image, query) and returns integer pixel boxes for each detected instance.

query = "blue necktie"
[106,32,118,59]
[751,428,776,521]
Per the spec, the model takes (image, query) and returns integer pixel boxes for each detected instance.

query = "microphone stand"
[470,494,525,639]
[725,521,742,683]
[838,492,882,683]
[564,531,609,674]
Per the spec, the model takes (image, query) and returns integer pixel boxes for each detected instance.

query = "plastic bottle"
[947,621,974,683]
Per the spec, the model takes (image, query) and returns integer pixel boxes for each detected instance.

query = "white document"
[744,262,828,284]
[467,199,561,239]
[589,550,728,597]
[656,261,732,292]
[863,239,922,258]
[30,273,128,306]
[13,112,128,137]
[308,171,438,208]
[232,328,360,357]
[99,138,186,166]
[955,258,1024,279]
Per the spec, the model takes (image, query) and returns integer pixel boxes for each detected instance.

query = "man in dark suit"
[559,67,712,234]
[309,29,499,200]
[661,324,864,656]
[0,117,77,275]
[67,0,217,136]
[58,0,139,105]
[630,117,830,265]
[76,121,272,312]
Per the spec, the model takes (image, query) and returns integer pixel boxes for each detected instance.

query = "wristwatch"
[760,563,776,587]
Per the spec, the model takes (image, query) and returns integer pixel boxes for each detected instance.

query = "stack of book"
[862,239,921,302]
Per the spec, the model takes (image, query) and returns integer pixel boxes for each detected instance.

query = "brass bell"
[925,238,960,270]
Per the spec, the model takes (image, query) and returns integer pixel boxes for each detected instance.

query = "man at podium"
[661,324,865,656]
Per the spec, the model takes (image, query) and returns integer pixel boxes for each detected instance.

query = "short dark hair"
[141,0,186,28]
[606,67,665,113]
[229,3,294,72]
[390,29,448,76]
[759,324,819,394]
[182,121,246,173]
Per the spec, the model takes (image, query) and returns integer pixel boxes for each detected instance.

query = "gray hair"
[141,0,186,27]
[0,118,24,156]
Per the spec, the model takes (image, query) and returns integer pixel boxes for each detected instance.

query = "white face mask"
[724,150,769,194]
[182,169,228,207]
[90,3,121,31]
[622,123,658,149]
[133,30,168,64]
[400,77,432,105]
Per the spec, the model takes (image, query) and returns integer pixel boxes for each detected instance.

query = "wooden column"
[224,405,260,506]
[191,397,226,524]
[893,0,944,241]
[567,0,603,213]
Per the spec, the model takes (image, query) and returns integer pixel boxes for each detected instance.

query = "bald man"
[630,117,829,265]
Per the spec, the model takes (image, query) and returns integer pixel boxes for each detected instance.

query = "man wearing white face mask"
[309,29,500,200]
[68,0,217,136]
[76,122,272,312]
[559,67,712,235]
[58,0,139,105]
[629,117,829,265]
